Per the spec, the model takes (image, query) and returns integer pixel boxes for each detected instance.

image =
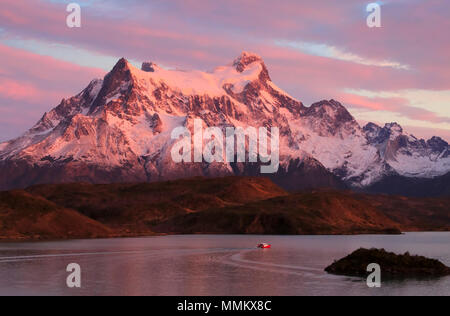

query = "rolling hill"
[0,177,447,240]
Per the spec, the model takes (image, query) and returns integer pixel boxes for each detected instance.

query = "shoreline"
[2,230,450,244]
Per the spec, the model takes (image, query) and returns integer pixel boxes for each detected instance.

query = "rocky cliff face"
[0,52,448,193]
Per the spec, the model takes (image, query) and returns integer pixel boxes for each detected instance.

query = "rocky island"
[325,248,450,278]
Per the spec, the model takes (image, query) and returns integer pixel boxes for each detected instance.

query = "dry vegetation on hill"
[0,177,448,240]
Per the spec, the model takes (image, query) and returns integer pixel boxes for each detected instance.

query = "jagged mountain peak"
[307,100,354,119]
[428,136,448,147]
[426,137,449,159]
[363,122,381,131]
[115,57,130,68]
[362,120,450,178]
[232,51,271,82]
[311,99,343,108]
[364,122,388,144]
[364,121,449,154]
[141,61,158,72]
[233,52,263,70]
[0,54,449,192]
[303,99,358,136]
[364,122,406,144]
[384,122,403,134]
[363,122,382,136]
[106,58,133,81]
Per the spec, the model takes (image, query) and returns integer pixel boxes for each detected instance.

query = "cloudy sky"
[0,0,449,141]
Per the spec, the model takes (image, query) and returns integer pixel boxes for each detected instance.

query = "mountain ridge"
[0,52,448,194]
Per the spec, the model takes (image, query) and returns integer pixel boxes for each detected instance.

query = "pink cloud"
[340,93,450,125]
[339,94,406,112]
[0,44,104,90]
[0,44,105,141]
[0,79,56,102]
[1,0,447,92]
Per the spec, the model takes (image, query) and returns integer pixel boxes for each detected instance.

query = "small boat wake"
[219,249,322,278]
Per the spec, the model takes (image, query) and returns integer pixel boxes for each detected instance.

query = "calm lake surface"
[0,233,449,296]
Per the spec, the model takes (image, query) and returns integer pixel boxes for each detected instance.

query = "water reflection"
[0,233,448,296]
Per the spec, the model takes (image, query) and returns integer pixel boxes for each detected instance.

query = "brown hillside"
[153,189,450,235]
[0,190,113,240]
[0,177,447,240]
[153,190,404,235]
[26,177,287,231]
[357,194,450,231]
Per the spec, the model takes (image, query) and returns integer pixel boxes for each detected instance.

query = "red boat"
[257,243,271,249]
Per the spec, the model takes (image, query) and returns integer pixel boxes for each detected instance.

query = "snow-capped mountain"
[363,122,449,178]
[0,52,448,191]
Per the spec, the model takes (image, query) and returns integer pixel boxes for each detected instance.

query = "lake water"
[0,233,449,296]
